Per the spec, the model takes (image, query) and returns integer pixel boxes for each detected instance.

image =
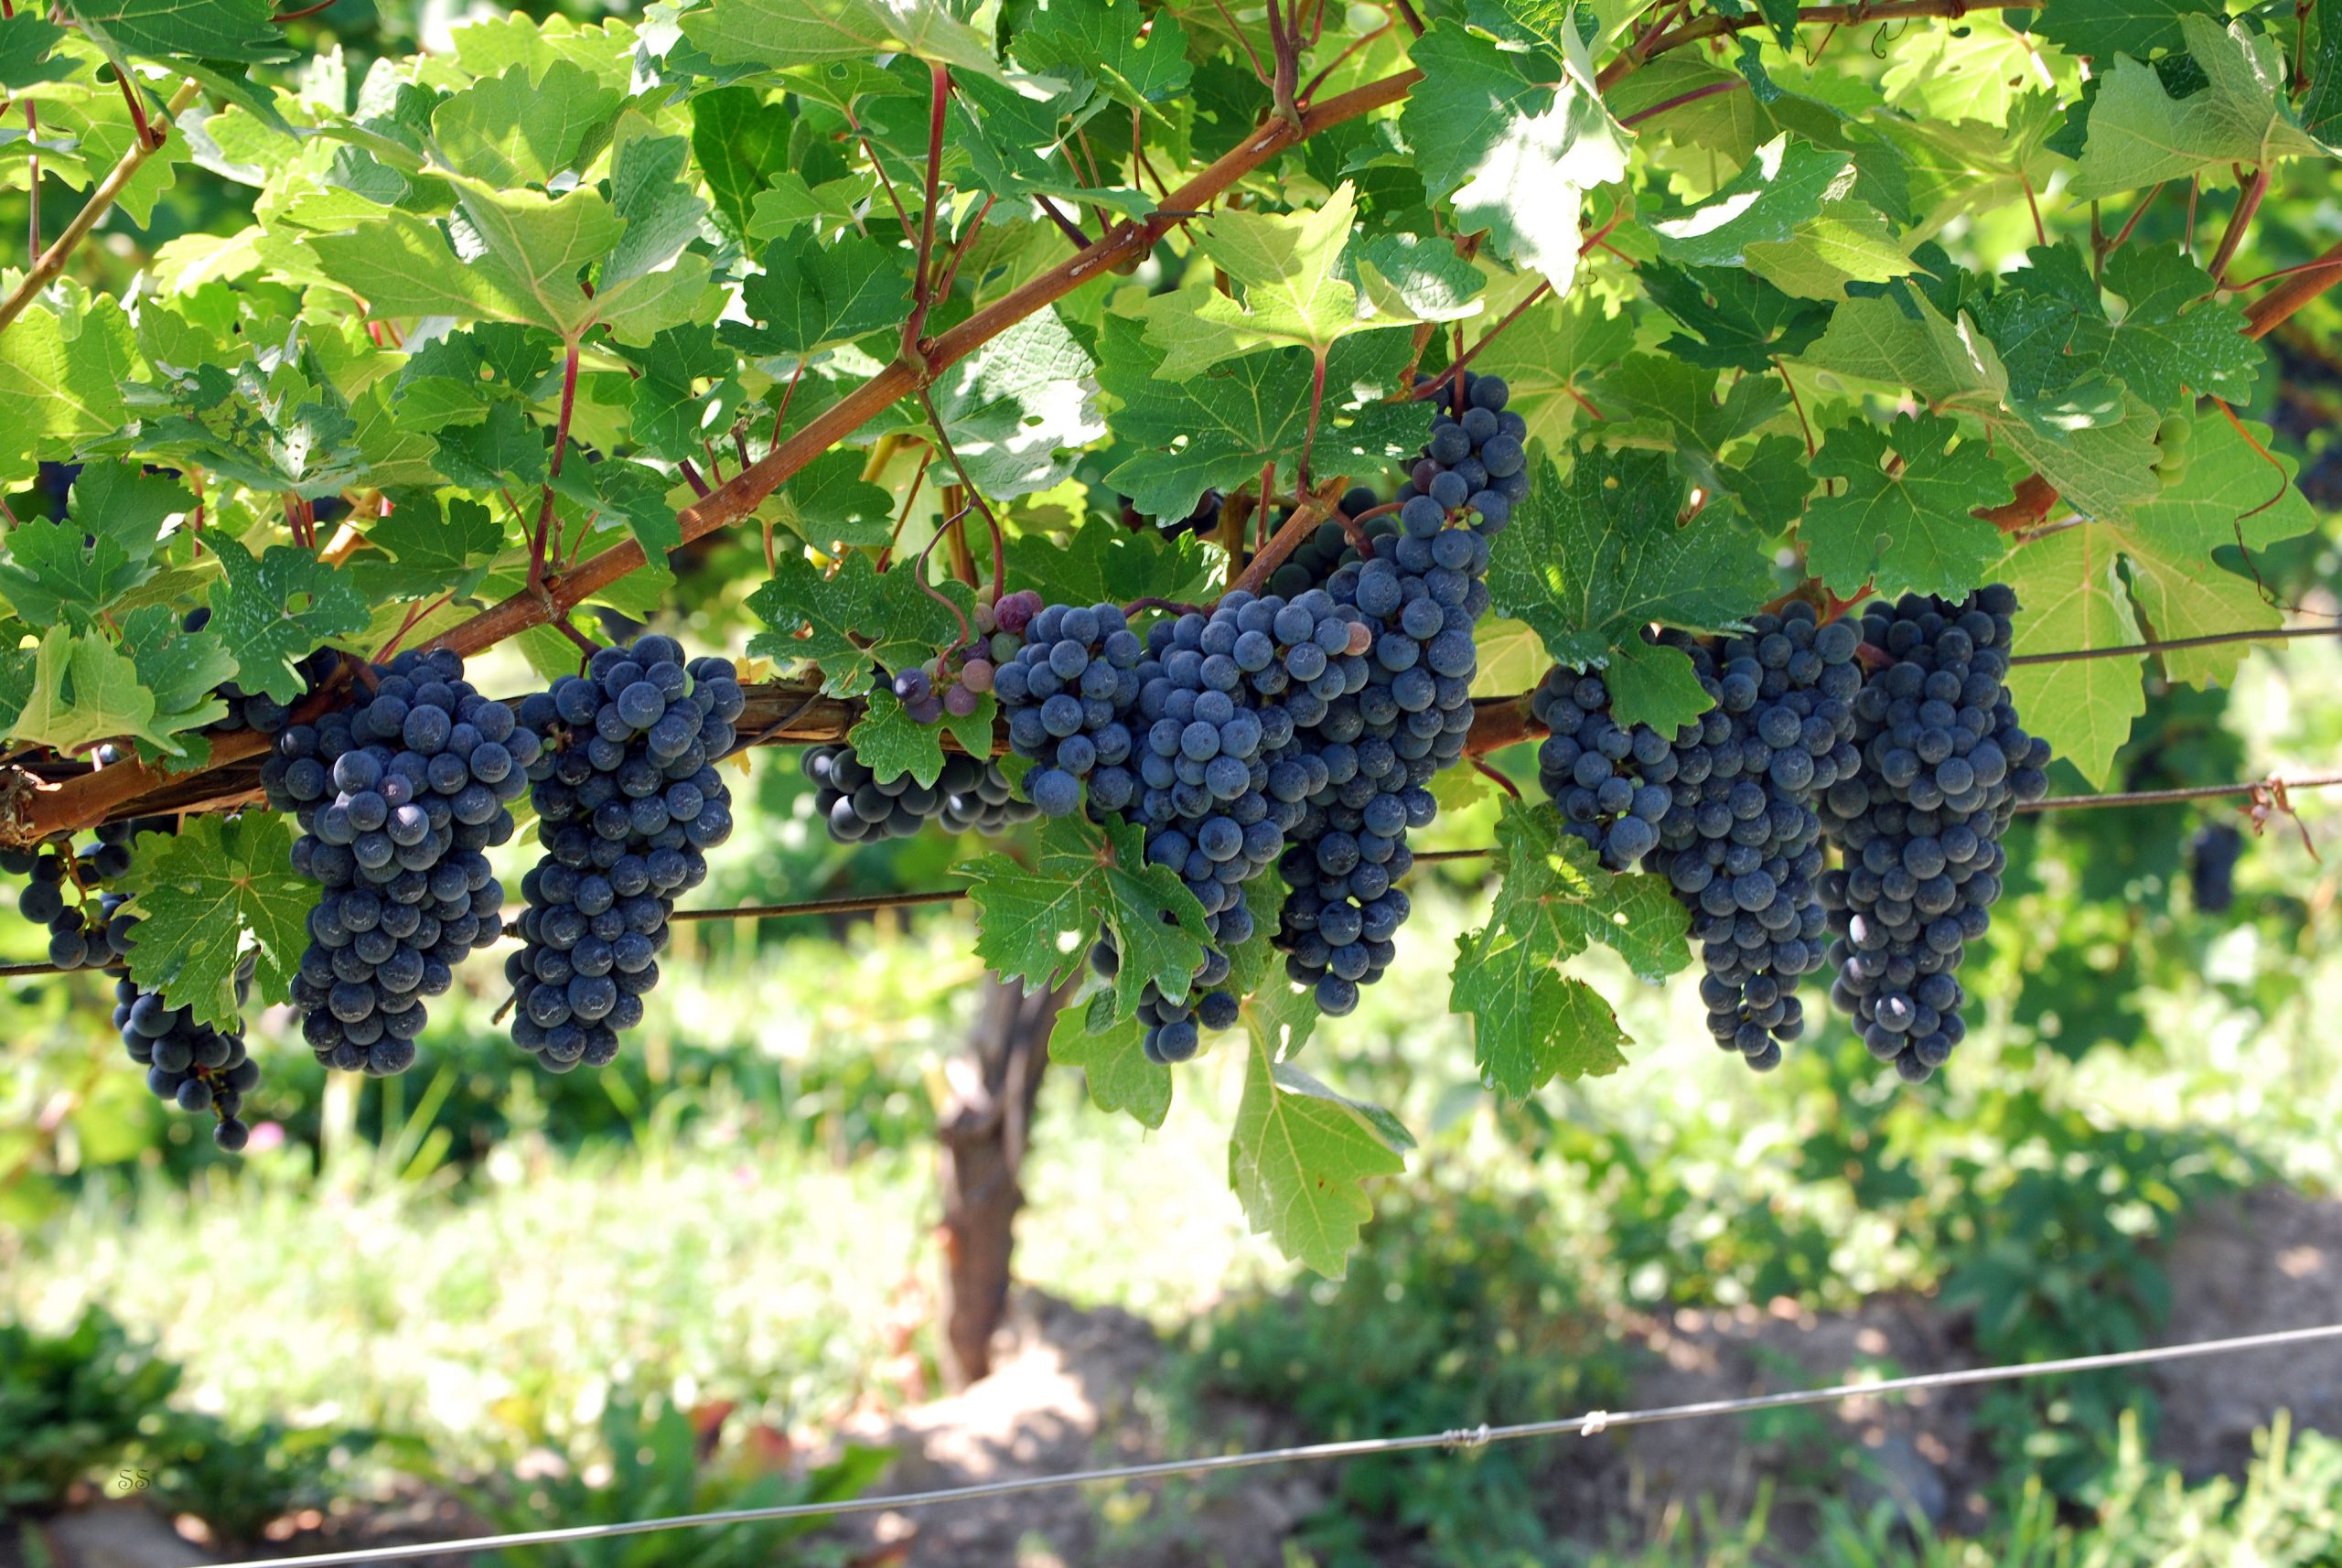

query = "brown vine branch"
[0,78,199,336]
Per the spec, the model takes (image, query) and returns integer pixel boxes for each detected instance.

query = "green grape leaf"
[2068,15,2332,200]
[1468,281,1636,452]
[923,308,1106,499]
[432,401,548,492]
[118,605,234,757]
[678,0,1036,94]
[1049,984,1170,1129]
[764,448,897,549]
[1003,512,1219,611]
[1585,354,1789,524]
[604,132,708,291]
[1641,263,1831,372]
[2031,0,2220,62]
[63,0,288,64]
[1649,136,1853,266]
[0,14,75,89]
[1351,232,1488,324]
[1098,315,1418,520]
[0,514,157,630]
[119,813,310,1030]
[576,459,686,558]
[692,84,795,242]
[1140,185,1402,376]
[431,59,621,187]
[2001,412,2313,784]
[1452,800,1689,1098]
[205,539,371,704]
[1399,21,1629,294]
[1804,413,2014,599]
[2100,243,2263,409]
[847,687,996,788]
[724,227,912,360]
[1014,0,1190,110]
[349,494,504,602]
[626,323,743,464]
[0,298,140,475]
[1487,449,1771,732]
[745,549,972,697]
[2308,0,2342,144]
[1798,290,2163,521]
[1230,983,1411,1279]
[444,181,623,338]
[2,627,156,755]
[391,323,562,434]
[962,810,1211,1020]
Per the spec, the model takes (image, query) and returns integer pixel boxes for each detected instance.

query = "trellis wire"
[213,1321,2342,1568]
[2,772,2333,982]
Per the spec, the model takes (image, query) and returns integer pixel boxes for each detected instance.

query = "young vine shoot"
[0,0,2327,1271]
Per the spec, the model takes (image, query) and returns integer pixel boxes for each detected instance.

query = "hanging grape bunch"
[266,649,540,1077]
[1817,587,2051,1082]
[804,744,1037,842]
[110,894,262,1153]
[993,597,1145,819]
[1120,586,1370,1059]
[507,638,742,1071]
[1272,371,1517,1017]
[5,823,134,971]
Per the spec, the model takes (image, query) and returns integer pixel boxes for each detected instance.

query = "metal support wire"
[213,1321,2342,1568]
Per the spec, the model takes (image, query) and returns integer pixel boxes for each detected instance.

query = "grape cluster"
[110,900,261,1152]
[4,823,138,970]
[1270,373,1511,1015]
[993,600,1145,819]
[508,637,741,1071]
[1531,607,1865,1069]
[1120,588,1374,1058]
[1816,587,2050,1082]
[2190,822,2243,915]
[267,649,538,1076]
[1120,489,1222,540]
[803,744,1037,842]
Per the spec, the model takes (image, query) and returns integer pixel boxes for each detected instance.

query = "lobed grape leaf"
[119,813,311,1031]
[724,228,912,361]
[349,493,504,602]
[847,687,997,788]
[431,60,621,188]
[1649,136,1853,266]
[1803,413,2014,599]
[745,549,975,698]
[1486,449,1772,733]
[2030,0,2221,62]
[922,308,1106,500]
[120,604,235,757]
[1640,263,1831,372]
[0,298,140,477]
[1097,315,1419,521]
[0,14,73,89]
[960,810,1211,1022]
[63,0,289,64]
[2000,412,2315,784]
[2068,15,2332,199]
[1451,799,1691,1100]
[205,539,371,704]
[1003,512,1218,611]
[762,449,897,549]
[1049,984,1171,1129]
[1,627,157,755]
[677,0,1037,94]
[1013,0,1190,111]
[2099,243,2262,410]
[1229,981,1411,1279]
[1399,21,1629,295]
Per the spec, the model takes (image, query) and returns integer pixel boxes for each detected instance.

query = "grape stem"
[1230,477,1348,597]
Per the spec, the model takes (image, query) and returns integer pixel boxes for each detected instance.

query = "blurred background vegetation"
[5,0,2342,1563]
